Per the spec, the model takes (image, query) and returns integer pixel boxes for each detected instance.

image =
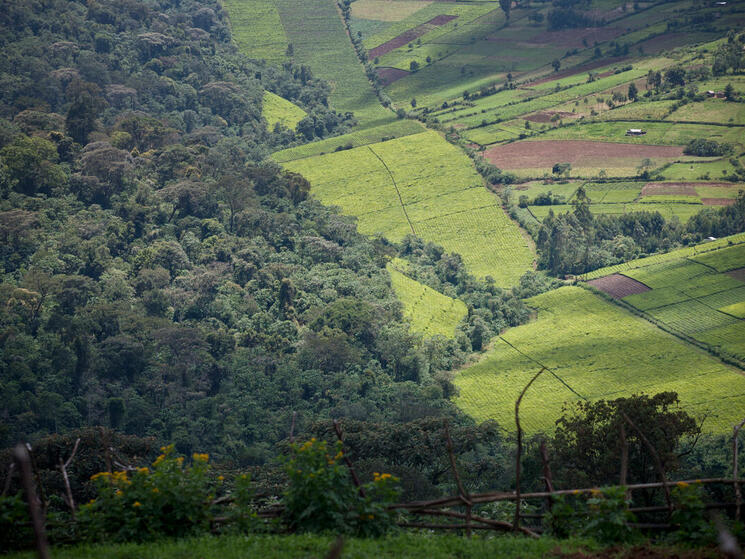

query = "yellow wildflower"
[193,453,209,462]
[676,481,689,488]
[90,471,112,481]
[334,451,343,460]
[217,475,224,481]
[137,467,149,474]
[115,490,122,497]
[152,488,159,493]
[133,501,141,508]
[153,454,166,466]
[176,457,184,466]
[368,514,374,520]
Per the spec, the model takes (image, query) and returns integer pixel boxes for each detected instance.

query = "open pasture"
[387,262,467,338]
[454,286,745,434]
[262,91,306,131]
[282,130,534,285]
[667,99,745,126]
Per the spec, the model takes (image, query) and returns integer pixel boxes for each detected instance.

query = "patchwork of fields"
[587,240,745,362]
[282,130,534,286]
[388,261,467,338]
[454,286,745,434]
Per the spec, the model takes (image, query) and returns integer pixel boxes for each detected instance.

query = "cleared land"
[587,274,650,298]
[387,262,467,338]
[282,130,534,286]
[454,286,745,434]
[262,91,306,130]
[484,140,684,170]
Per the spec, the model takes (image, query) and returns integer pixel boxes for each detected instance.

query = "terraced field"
[262,91,306,130]
[282,130,534,285]
[221,0,287,63]
[387,262,467,338]
[586,241,745,362]
[454,286,745,434]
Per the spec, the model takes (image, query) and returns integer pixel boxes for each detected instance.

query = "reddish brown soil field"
[376,66,409,86]
[702,198,736,206]
[524,111,578,123]
[728,268,745,282]
[587,274,651,298]
[642,183,698,196]
[369,15,457,59]
[483,140,684,169]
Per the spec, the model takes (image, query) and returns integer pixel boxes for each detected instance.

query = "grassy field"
[454,286,745,434]
[262,91,306,130]
[282,130,534,286]
[388,261,467,338]
[4,534,640,559]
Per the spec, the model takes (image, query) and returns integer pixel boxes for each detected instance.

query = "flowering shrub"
[582,486,637,543]
[78,445,215,542]
[283,438,400,536]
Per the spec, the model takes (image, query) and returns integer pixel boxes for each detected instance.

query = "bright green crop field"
[388,262,467,338]
[223,0,393,128]
[221,0,287,63]
[271,120,425,163]
[262,91,306,130]
[454,286,745,434]
[282,130,534,286]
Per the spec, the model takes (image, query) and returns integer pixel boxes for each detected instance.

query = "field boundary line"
[497,336,588,401]
[367,146,416,235]
[581,283,745,373]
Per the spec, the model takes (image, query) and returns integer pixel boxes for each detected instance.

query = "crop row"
[454,286,745,434]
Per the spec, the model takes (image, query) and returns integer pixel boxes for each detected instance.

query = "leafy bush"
[582,486,637,543]
[78,445,215,542]
[283,438,400,536]
[0,493,33,552]
[669,482,715,545]
[684,139,733,157]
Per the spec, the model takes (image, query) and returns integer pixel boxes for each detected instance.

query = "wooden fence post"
[13,444,51,559]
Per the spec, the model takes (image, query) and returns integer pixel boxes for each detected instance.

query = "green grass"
[262,91,306,130]
[271,120,425,163]
[667,99,745,125]
[3,534,634,559]
[692,243,745,272]
[721,302,745,318]
[282,130,534,286]
[388,262,467,338]
[454,286,745,434]
[221,0,288,64]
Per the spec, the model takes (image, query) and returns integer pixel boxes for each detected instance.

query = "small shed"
[626,128,646,136]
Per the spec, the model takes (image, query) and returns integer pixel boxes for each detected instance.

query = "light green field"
[262,91,306,130]
[667,99,745,125]
[454,286,745,434]
[527,202,704,223]
[282,130,534,286]
[271,120,425,163]
[387,262,467,338]
[586,243,745,360]
[221,0,287,63]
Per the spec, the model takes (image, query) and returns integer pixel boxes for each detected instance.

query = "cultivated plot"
[454,286,745,434]
[387,262,467,338]
[282,130,534,286]
[262,91,306,131]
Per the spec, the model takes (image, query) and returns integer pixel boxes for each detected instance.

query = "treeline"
[535,187,745,276]
[0,0,494,464]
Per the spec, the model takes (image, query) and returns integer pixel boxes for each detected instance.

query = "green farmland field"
[388,262,467,338]
[223,0,393,127]
[454,286,745,434]
[262,91,306,130]
[282,130,534,285]
[587,243,745,361]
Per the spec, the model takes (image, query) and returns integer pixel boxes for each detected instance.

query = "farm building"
[706,90,726,98]
[625,128,646,136]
